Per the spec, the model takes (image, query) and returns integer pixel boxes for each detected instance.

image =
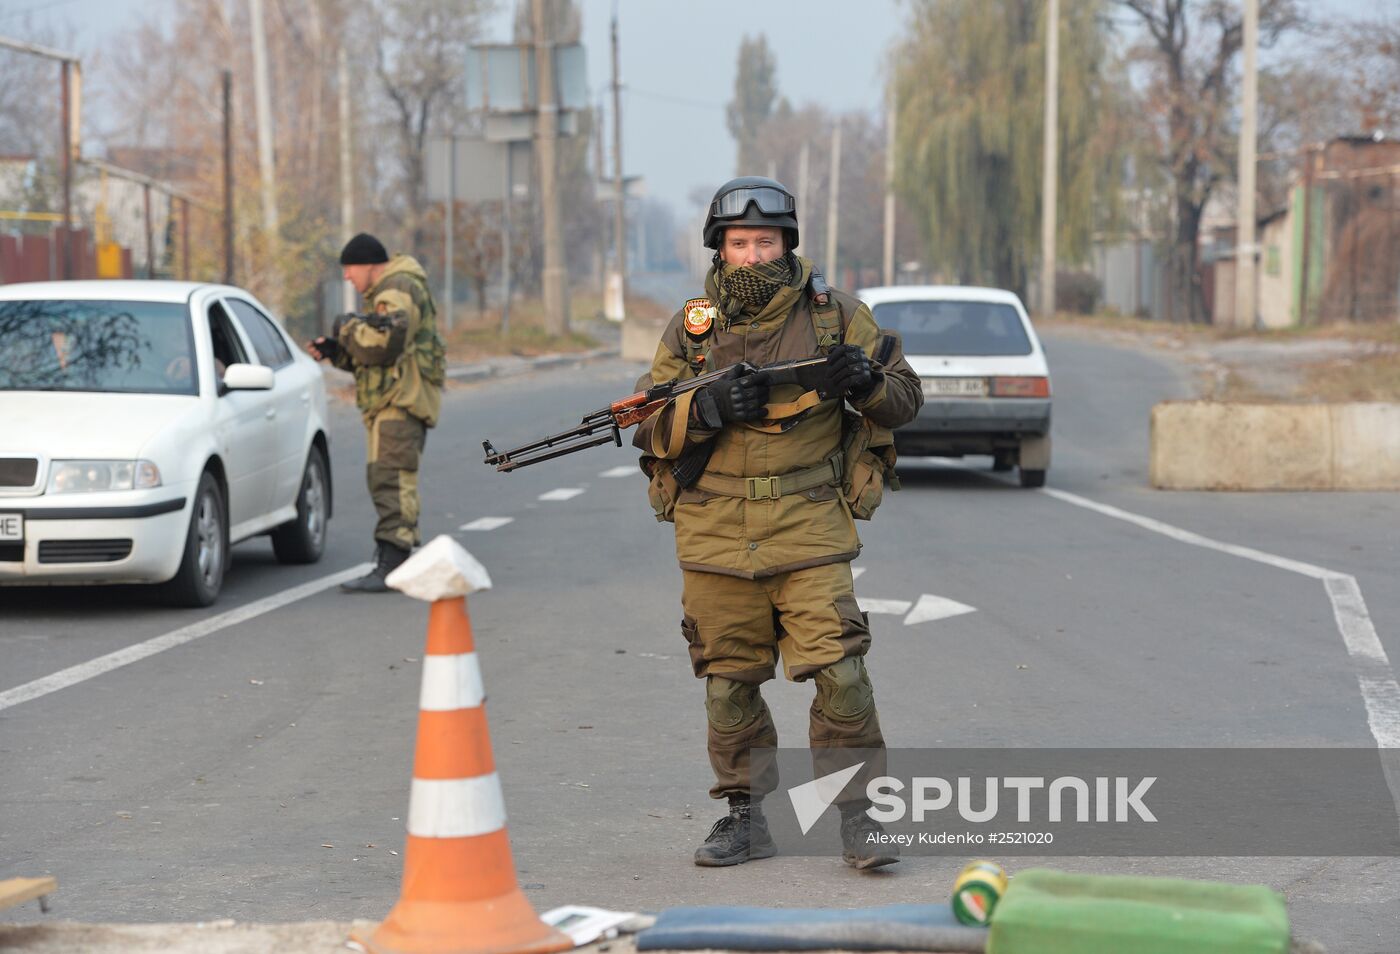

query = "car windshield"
[0,299,197,395]
[872,299,1033,356]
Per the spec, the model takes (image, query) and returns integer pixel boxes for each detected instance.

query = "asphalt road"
[3,331,1399,951]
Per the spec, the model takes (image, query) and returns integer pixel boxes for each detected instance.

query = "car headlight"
[47,460,163,494]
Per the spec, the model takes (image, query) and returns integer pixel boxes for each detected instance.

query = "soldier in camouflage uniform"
[307,233,445,593]
[634,178,923,869]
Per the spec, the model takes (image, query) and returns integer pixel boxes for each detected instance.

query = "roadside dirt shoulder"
[1037,317,1400,402]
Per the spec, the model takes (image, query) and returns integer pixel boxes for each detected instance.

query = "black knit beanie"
[339,232,389,266]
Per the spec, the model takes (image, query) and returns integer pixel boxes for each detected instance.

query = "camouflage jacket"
[633,256,923,578]
[333,254,445,426]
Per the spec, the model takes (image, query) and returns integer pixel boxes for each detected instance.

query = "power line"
[626,87,724,111]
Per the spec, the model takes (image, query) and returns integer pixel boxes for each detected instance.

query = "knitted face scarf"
[716,254,795,319]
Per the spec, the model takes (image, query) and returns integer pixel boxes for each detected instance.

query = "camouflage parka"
[332,254,445,426]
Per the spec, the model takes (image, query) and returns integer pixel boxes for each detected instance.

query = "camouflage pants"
[365,407,426,550]
[679,562,886,802]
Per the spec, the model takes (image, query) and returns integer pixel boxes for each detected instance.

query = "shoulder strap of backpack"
[807,268,844,353]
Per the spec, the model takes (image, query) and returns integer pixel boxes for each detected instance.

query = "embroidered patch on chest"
[682,298,716,339]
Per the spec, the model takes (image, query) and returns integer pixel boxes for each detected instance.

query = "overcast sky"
[3,0,1380,218]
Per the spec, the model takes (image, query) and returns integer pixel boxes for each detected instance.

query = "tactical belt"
[695,453,843,501]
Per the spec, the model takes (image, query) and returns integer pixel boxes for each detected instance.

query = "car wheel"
[1019,467,1047,488]
[271,446,329,564]
[992,449,1016,472]
[163,472,227,607]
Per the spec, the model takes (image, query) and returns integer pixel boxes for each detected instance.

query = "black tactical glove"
[307,335,341,362]
[693,370,771,429]
[825,343,878,401]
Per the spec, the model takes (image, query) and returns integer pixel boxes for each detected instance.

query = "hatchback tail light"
[990,376,1050,398]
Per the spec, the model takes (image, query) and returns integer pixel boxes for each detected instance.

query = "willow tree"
[894,0,1117,295]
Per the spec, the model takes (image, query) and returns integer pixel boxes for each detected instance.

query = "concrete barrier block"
[621,317,667,363]
[1330,403,1400,490]
[1151,401,1400,490]
[1150,402,1333,490]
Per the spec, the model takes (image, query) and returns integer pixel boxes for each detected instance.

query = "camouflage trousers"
[679,561,886,803]
[365,407,427,550]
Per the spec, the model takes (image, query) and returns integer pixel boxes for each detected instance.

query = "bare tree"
[1116,0,1301,323]
[359,0,495,249]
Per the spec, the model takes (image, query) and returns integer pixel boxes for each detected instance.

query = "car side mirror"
[222,363,274,391]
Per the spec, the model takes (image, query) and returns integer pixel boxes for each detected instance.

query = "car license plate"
[923,377,987,397]
[0,512,21,542]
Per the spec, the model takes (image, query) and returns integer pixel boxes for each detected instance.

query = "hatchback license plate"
[923,377,987,397]
[0,512,21,542]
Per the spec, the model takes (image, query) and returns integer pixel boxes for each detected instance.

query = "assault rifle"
[482,354,834,472]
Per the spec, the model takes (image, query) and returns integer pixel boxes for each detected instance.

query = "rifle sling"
[744,389,824,434]
[650,388,698,459]
[694,452,843,501]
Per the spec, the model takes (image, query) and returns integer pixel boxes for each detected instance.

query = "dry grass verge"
[1037,313,1400,402]
[442,290,670,362]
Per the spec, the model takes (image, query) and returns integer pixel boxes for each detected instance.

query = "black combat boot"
[340,542,411,593]
[839,804,900,870]
[694,796,777,867]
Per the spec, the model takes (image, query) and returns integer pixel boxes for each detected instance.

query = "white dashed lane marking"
[600,466,636,478]
[459,517,514,531]
[851,567,867,580]
[538,488,585,502]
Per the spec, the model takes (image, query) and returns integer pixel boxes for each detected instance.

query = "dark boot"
[840,805,900,870]
[340,542,411,593]
[694,797,777,867]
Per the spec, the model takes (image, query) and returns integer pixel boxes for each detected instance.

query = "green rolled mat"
[987,868,1289,954]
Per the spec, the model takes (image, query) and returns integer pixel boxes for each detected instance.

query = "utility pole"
[825,121,842,282]
[60,60,73,279]
[143,182,154,279]
[1234,0,1259,330]
[610,10,626,317]
[532,0,570,333]
[882,90,896,286]
[338,46,354,313]
[444,135,456,332]
[797,141,810,226]
[249,0,279,239]
[592,94,606,289]
[1039,0,1059,319]
[222,69,235,285]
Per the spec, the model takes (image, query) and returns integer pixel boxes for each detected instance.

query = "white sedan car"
[0,281,333,606]
[859,285,1052,487]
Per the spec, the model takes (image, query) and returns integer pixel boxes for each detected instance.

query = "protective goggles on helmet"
[710,186,796,220]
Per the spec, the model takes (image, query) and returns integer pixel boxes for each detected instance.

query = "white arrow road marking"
[904,594,978,626]
[538,488,585,501]
[459,517,514,531]
[851,566,867,580]
[599,466,636,478]
[857,597,912,615]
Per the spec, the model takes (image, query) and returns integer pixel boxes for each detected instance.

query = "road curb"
[445,347,620,382]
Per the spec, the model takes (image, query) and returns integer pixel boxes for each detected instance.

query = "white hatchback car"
[0,281,333,605]
[859,285,1052,487]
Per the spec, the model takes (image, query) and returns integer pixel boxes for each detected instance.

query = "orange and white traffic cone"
[352,536,572,954]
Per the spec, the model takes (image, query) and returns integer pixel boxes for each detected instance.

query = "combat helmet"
[702,176,799,250]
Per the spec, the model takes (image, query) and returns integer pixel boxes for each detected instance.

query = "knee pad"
[814,656,875,724]
[706,676,765,734]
